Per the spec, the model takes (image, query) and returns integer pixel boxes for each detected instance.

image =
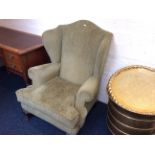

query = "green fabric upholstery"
[28,63,60,87]
[60,21,105,84]
[16,20,112,134]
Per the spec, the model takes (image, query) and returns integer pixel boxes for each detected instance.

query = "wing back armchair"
[16,20,112,134]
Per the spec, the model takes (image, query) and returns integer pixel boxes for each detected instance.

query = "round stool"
[107,65,155,135]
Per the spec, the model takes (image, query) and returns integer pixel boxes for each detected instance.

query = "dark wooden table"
[0,26,50,84]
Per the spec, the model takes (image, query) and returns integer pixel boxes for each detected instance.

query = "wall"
[1,19,155,103]
[97,20,155,103]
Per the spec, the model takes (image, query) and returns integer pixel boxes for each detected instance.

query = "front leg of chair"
[21,108,32,121]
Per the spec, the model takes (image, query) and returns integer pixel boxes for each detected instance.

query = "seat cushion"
[17,77,80,128]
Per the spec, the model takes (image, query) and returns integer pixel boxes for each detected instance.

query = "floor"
[0,66,111,135]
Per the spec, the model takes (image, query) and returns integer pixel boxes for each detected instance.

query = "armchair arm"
[75,76,99,108]
[28,63,60,87]
[75,76,99,126]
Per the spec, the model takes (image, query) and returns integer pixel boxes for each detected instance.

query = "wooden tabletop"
[0,26,43,54]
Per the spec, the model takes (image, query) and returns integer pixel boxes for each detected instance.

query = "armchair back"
[42,20,112,85]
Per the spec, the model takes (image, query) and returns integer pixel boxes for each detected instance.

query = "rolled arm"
[75,76,99,126]
[28,63,60,87]
[75,76,99,108]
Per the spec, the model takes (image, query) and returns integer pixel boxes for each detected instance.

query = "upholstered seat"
[17,77,80,127]
[16,20,112,134]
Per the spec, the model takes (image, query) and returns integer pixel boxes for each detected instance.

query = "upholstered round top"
[107,65,155,115]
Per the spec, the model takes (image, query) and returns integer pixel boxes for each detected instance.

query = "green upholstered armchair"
[16,20,112,134]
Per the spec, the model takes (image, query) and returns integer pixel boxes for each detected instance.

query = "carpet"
[0,66,111,135]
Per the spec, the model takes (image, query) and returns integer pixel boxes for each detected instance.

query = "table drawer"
[6,63,23,73]
[4,50,20,64]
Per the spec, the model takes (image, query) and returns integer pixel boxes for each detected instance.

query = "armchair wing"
[28,63,60,87]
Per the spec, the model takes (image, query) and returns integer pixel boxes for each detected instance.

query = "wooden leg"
[22,108,32,120]
[22,108,29,114]
[23,74,30,86]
